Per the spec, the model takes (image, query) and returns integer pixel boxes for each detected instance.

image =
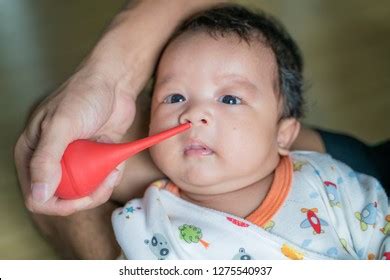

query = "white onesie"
[112,151,390,260]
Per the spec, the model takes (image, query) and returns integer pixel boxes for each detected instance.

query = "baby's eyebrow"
[155,73,259,93]
[216,74,258,92]
[155,75,176,88]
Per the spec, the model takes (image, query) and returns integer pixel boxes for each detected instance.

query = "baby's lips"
[184,139,212,152]
[183,139,214,156]
[184,147,214,156]
[185,144,208,151]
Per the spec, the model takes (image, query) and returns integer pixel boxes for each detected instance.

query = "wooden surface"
[1,0,389,259]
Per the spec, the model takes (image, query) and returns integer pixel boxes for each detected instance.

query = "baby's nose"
[190,119,208,124]
[179,109,210,126]
[180,118,208,126]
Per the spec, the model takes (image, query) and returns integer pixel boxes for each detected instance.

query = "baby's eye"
[163,93,186,104]
[218,95,242,105]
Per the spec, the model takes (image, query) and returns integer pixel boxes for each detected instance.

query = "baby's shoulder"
[290,151,356,177]
[290,150,334,165]
[289,151,386,208]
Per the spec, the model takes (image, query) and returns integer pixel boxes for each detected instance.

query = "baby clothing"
[112,151,390,260]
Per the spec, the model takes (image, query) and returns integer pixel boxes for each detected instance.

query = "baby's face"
[149,32,284,195]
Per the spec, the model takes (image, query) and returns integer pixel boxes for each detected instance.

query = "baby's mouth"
[184,140,214,156]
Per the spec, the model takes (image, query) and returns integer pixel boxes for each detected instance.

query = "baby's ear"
[276,118,300,156]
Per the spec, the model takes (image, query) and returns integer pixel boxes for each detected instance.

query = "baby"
[112,4,389,260]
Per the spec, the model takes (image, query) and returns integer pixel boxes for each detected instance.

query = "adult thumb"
[29,116,75,203]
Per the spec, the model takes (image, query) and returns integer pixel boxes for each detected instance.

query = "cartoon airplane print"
[300,208,329,234]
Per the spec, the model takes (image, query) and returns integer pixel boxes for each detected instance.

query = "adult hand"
[14,65,136,216]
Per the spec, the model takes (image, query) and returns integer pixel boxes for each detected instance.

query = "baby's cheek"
[149,142,177,172]
[149,145,164,168]
[222,127,268,162]
[148,120,160,136]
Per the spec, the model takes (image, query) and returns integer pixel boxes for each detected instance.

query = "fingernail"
[31,183,50,203]
[105,171,119,189]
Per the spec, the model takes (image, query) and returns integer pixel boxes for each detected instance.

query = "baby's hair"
[168,4,304,119]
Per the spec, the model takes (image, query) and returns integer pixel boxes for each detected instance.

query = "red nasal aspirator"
[55,122,191,199]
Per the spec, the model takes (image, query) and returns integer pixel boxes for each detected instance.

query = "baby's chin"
[168,171,221,190]
[173,177,212,187]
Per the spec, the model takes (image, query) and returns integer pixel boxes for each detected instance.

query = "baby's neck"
[179,173,274,218]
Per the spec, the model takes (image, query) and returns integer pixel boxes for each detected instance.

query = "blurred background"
[0,0,389,259]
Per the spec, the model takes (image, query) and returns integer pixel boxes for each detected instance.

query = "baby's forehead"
[156,31,278,85]
[167,30,272,56]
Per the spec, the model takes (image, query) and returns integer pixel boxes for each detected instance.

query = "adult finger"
[29,163,125,216]
[29,114,78,204]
